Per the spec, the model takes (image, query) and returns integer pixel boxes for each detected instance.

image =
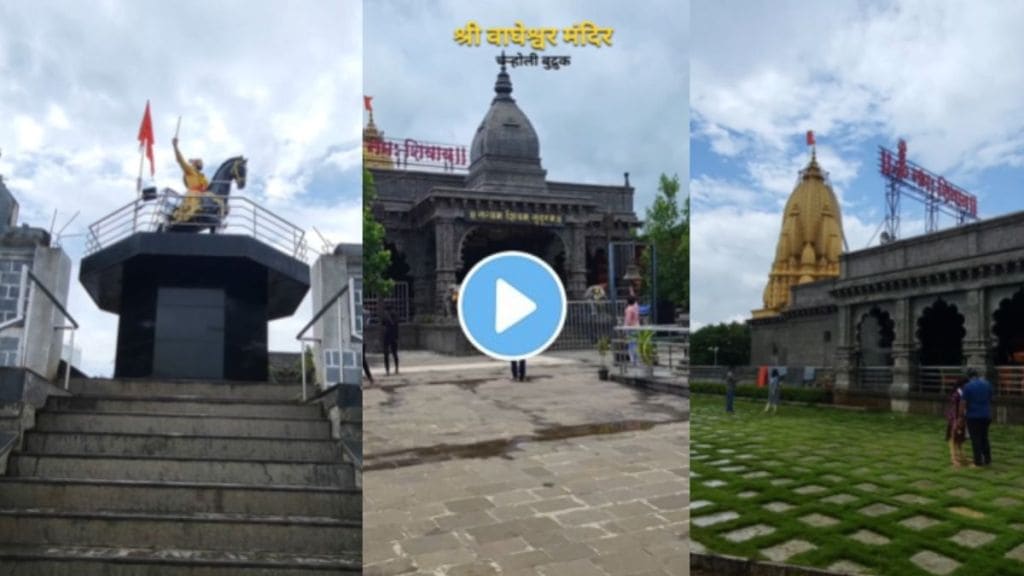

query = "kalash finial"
[494,51,513,100]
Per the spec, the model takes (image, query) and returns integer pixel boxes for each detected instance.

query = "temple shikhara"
[753,150,844,318]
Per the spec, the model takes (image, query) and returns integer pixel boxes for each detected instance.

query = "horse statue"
[162,156,247,233]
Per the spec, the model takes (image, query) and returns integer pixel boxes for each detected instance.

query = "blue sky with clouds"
[364,0,688,216]
[691,0,1024,328]
[0,0,363,376]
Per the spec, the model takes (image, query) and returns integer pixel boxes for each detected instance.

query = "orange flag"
[137,101,155,177]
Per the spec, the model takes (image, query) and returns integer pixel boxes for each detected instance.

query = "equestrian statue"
[160,136,247,233]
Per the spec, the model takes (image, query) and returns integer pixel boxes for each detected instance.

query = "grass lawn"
[690,393,1024,576]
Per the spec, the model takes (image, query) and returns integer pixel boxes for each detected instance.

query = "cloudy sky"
[692,0,1024,328]
[364,0,688,216]
[0,0,362,376]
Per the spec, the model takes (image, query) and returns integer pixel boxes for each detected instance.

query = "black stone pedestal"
[80,233,309,381]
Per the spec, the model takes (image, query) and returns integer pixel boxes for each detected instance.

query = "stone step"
[0,544,360,575]
[68,379,302,401]
[9,453,354,488]
[50,395,322,419]
[0,509,361,556]
[34,411,331,439]
[23,431,341,462]
[0,477,360,518]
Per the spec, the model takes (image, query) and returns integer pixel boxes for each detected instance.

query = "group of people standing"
[723,367,781,415]
[362,309,400,384]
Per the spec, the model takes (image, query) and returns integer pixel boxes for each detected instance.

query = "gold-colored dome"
[363,111,394,170]
[753,150,845,318]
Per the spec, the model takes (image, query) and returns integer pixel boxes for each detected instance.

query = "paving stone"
[950,529,997,548]
[827,560,872,575]
[720,465,747,473]
[994,497,1022,507]
[880,473,903,482]
[900,515,941,531]
[794,484,828,495]
[854,483,879,493]
[859,503,898,517]
[692,511,739,527]
[894,493,933,505]
[400,533,463,556]
[760,539,816,563]
[821,493,858,505]
[717,448,736,454]
[1007,543,1024,563]
[770,478,794,486]
[723,523,776,543]
[820,474,844,483]
[800,513,839,527]
[736,454,755,460]
[737,491,759,499]
[1012,523,1024,532]
[703,479,727,488]
[743,471,771,479]
[849,529,889,545]
[763,501,795,513]
[947,487,973,499]
[689,500,713,511]
[910,550,960,575]
[911,480,938,490]
[949,506,985,519]
[708,459,732,467]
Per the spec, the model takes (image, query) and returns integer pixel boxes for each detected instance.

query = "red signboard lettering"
[879,142,977,218]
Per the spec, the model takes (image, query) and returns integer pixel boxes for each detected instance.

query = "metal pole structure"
[300,340,307,402]
[64,327,75,390]
[607,242,617,315]
[651,243,658,325]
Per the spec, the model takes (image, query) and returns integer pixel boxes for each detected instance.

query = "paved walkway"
[363,352,688,576]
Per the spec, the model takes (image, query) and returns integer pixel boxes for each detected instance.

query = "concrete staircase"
[0,378,361,574]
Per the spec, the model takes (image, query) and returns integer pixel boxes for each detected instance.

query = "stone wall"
[751,312,838,368]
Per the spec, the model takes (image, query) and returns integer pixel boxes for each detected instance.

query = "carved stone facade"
[751,209,1024,403]
[369,67,638,321]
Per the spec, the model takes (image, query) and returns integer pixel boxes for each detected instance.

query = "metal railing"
[915,365,965,395]
[364,281,410,325]
[550,300,628,351]
[0,265,78,389]
[296,284,349,401]
[611,325,688,381]
[856,366,893,391]
[993,366,1024,397]
[85,189,309,262]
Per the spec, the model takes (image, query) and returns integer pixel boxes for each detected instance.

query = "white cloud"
[0,0,363,376]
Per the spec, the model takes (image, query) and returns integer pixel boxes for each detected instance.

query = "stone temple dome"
[753,150,845,318]
[467,63,547,192]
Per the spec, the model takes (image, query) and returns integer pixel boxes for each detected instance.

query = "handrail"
[85,189,309,262]
[297,284,349,401]
[0,266,79,389]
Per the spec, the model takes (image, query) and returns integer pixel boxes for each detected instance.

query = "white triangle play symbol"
[495,278,537,334]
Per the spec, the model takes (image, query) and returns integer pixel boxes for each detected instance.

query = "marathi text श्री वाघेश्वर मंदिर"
[453,20,614,50]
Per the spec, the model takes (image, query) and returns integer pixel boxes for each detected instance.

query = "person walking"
[962,367,993,467]
[510,359,526,382]
[623,297,640,365]
[381,308,400,376]
[725,367,737,414]
[945,378,968,468]
[763,368,781,414]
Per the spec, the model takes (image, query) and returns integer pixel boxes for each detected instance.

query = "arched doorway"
[856,307,894,389]
[992,288,1024,395]
[915,299,965,393]
[458,226,566,283]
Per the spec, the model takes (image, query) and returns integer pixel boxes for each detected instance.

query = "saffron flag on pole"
[364,95,373,112]
[138,100,155,177]
[806,130,815,147]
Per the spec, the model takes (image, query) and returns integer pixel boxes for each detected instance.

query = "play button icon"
[458,251,567,361]
[495,279,537,334]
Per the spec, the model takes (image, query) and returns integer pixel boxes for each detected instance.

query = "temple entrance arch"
[457,225,567,284]
[993,287,1024,364]
[856,307,894,389]
[916,299,965,366]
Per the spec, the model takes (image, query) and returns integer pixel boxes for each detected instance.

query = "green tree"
[690,322,750,366]
[363,168,392,295]
[640,174,689,311]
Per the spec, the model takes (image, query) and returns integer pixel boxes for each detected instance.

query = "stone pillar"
[834,304,855,390]
[434,218,457,320]
[890,298,912,399]
[962,288,989,373]
[567,224,587,299]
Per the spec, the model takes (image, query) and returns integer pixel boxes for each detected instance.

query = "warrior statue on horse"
[159,130,247,233]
